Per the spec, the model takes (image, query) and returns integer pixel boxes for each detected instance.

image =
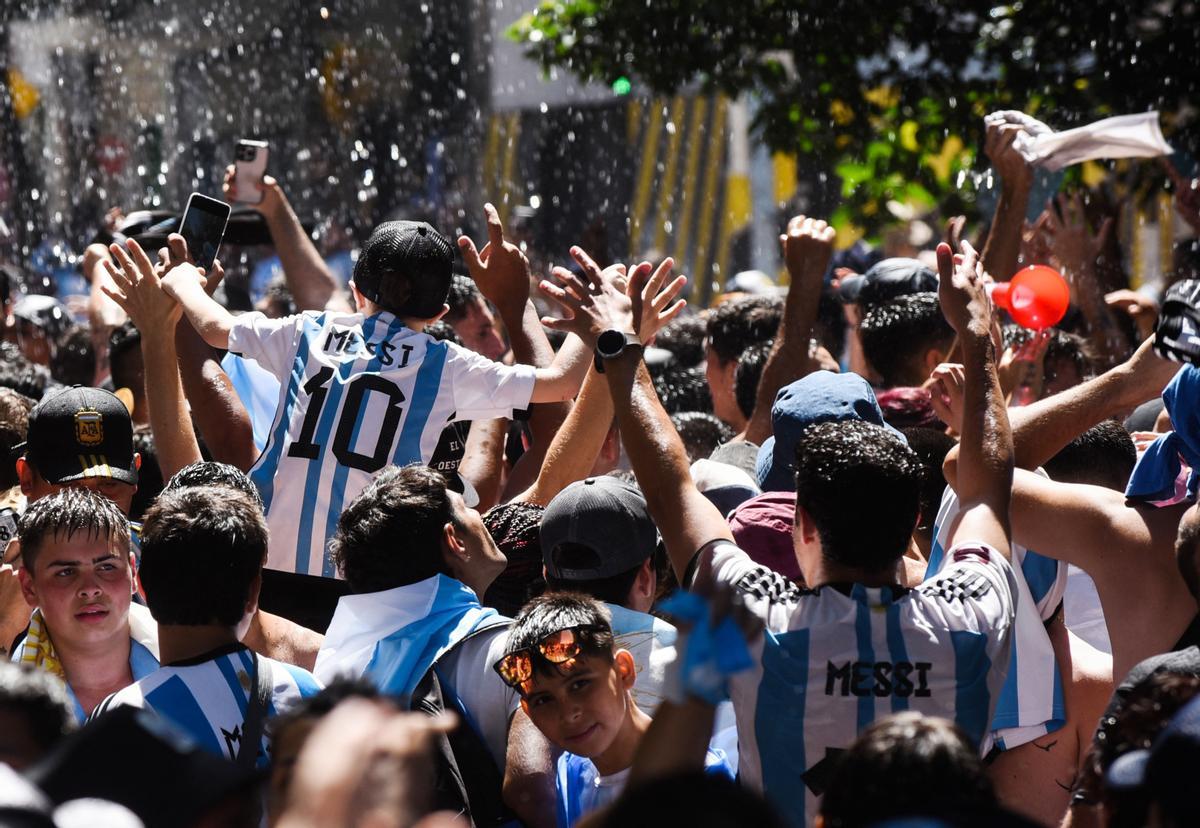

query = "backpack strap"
[237,652,272,770]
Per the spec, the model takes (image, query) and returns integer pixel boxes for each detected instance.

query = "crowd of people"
[1,113,1199,828]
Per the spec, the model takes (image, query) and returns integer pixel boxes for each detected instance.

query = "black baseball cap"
[352,220,453,318]
[839,257,938,306]
[540,477,657,580]
[19,387,137,485]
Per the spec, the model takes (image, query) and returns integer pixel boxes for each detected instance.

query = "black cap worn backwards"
[540,477,658,581]
[19,386,137,485]
[838,257,938,307]
[352,220,454,319]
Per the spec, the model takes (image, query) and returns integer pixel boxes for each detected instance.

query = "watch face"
[597,329,625,357]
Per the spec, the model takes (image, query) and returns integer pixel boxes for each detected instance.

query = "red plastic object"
[990,265,1070,329]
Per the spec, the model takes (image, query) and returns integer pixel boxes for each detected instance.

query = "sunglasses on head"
[493,624,611,691]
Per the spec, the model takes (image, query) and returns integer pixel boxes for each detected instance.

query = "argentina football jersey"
[227,309,536,577]
[690,540,1016,827]
[95,644,321,766]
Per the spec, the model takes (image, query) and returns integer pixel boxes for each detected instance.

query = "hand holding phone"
[179,193,231,272]
[233,139,270,205]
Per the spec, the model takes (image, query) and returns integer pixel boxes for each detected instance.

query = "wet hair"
[1077,672,1200,826]
[1005,325,1096,388]
[671,411,734,463]
[18,487,130,570]
[49,326,94,388]
[331,464,458,593]
[598,772,787,828]
[482,501,547,617]
[0,341,49,401]
[794,420,922,570]
[654,315,708,368]
[128,426,164,523]
[164,461,263,507]
[705,295,781,365]
[503,592,615,676]
[901,427,956,536]
[859,293,954,389]
[444,274,483,323]
[0,663,76,758]
[544,544,645,607]
[819,712,997,827]
[138,486,267,626]
[107,320,142,394]
[814,286,848,362]
[734,342,772,421]
[424,319,464,347]
[0,387,33,489]
[1043,420,1136,492]
[652,365,712,415]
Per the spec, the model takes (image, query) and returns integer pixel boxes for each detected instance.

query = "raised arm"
[101,238,202,480]
[159,233,238,350]
[224,165,344,312]
[980,121,1034,283]
[943,335,1177,479]
[514,260,686,507]
[937,241,1013,556]
[742,215,834,445]
[538,249,731,579]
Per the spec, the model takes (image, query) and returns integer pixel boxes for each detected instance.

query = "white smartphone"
[233,139,269,204]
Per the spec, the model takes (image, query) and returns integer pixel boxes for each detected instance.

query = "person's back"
[98,486,320,766]
[228,223,538,575]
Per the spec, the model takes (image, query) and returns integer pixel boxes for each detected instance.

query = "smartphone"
[179,193,231,272]
[234,139,269,204]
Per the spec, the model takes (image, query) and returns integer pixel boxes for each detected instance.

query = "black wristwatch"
[594,330,642,373]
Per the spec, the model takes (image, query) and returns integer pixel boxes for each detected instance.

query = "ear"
[15,457,34,497]
[614,650,637,690]
[442,522,469,569]
[519,696,531,717]
[793,504,819,546]
[923,347,947,376]
[134,452,143,472]
[18,567,38,608]
[632,559,655,601]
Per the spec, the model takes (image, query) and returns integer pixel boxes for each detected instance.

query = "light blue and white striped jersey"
[97,644,321,767]
[692,540,1016,827]
[228,310,536,577]
[928,483,1068,751]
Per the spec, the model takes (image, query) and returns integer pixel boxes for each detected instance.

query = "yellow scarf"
[18,608,65,681]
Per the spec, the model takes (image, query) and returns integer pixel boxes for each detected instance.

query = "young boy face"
[519,649,637,759]
[18,530,134,650]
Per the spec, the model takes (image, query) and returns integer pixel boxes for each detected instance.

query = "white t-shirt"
[228,310,536,576]
[690,540,1017,827]
[96,644,322,767]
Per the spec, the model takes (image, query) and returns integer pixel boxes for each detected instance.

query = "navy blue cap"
[756,372,905,492]
[1106,694,1200,822]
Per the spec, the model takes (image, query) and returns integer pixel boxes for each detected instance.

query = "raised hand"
[925,362,966,434]
[1104,289,1159,341]
[222,163,283,217]
[101,238,184,334]
[1041,192,1112,281]
[538,246,635,346]
[457,203,532,319]
[984,120,1033,189]
[779,215,836,280]
[627,257,687,345]
[937,240,993,338]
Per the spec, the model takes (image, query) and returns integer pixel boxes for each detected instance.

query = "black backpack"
[409,622,516,827]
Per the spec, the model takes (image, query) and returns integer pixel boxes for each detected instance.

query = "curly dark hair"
[734,342,772,421]
[794,420,922,570]
[654,314,708,368]
[671,411,733,463]
[652,366,712,415]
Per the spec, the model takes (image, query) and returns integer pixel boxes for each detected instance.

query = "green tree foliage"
[509,1,1198,231]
